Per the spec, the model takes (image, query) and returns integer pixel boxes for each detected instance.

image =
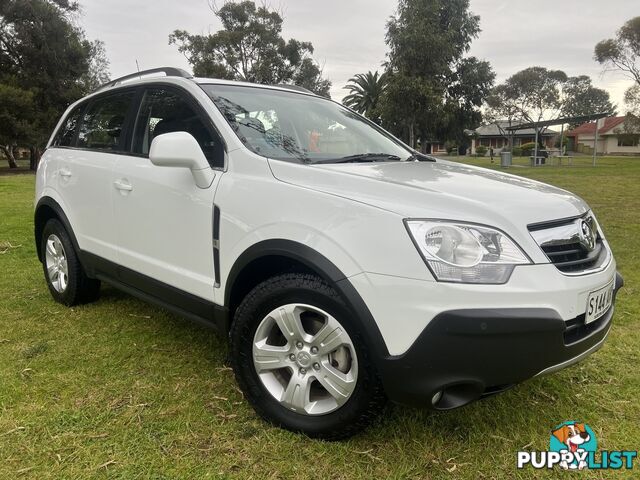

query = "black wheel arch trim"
[35,197,82,264]
[225,239,391,358]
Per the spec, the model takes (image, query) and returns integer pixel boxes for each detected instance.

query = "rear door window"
[77,92,136,151]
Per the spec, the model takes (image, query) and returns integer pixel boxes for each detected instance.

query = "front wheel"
[230,273,386,440]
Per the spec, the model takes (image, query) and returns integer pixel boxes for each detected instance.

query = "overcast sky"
[79,0,637,111]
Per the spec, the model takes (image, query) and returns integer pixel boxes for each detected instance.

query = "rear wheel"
[230,273,386,440]
[41,218,100,306]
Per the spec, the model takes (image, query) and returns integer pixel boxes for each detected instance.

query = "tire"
[230,273,386,440]
[41,218,100,306]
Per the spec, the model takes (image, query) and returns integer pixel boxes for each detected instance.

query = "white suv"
[35,68,623,439]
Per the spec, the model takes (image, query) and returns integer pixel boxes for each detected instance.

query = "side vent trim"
[213,205,221,287]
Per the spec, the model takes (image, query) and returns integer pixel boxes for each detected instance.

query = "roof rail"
[97,67,194,91]
[273,84,314,95]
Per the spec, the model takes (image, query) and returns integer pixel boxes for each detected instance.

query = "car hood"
[269,158,589,231]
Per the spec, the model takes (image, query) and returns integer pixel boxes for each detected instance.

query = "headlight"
[405,220,531,284]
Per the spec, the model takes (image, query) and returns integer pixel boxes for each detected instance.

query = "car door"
[55,90,137,263]
[112,86,225,302]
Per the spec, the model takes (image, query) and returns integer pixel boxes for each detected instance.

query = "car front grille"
[529,214,609,274]
[541,237,606,273]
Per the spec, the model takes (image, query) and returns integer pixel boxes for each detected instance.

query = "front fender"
[224,238,392,360]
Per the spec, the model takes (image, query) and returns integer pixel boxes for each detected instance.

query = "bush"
[445,141,458,154]
[520,142,536,156]
[512,146,523,157]
[555,136,568,148]
[475,145,487,157]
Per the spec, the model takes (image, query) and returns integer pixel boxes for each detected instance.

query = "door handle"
[59,168,72,178]
[113,179,133,192]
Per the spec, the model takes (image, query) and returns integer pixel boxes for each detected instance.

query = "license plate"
[585,278,615,324]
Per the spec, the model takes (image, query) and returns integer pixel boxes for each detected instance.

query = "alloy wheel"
[45,234,69,293]
[252,303,358,415]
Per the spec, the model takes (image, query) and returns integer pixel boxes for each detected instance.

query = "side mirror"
[149,132,215,188]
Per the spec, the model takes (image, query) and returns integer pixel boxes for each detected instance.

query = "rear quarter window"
[52,104,84,147]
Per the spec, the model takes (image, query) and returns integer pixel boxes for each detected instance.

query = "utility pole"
[593,123,598,167]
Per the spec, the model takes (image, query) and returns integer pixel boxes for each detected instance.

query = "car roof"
[194,77,317,95]
[91,67,319,98]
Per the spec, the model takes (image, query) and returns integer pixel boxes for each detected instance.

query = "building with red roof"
[566,116,639,155]
[468,121,558,156]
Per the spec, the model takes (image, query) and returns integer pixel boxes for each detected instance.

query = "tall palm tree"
[343,71,387,119]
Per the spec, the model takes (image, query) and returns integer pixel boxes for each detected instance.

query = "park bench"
[555,155,574,166]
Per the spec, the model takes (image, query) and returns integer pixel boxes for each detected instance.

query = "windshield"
[201,84,411,164]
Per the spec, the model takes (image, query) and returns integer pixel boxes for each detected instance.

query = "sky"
[78,0,638,112]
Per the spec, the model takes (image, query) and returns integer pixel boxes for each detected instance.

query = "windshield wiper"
[406,152,436,162]
[312,153,402,164]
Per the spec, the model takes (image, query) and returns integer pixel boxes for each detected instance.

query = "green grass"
[1,157,639,479]
[0,158,32,175]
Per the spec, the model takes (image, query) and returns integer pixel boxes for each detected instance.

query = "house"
[428,142,449,155]
[469,121,558,155]
[566,116,639,155]
[417,140,449,155]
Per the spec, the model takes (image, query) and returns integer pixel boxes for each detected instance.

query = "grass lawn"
[1,156,638,479]
[0,158,33,176]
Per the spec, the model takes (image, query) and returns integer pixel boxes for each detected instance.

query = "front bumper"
[375,271,624,408]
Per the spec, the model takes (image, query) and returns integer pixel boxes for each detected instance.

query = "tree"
[484,84,521,148]
[595,16,640,86]
[0,84,35,168]
[484,67,568,151]
[487,68,614,126]
[291,57,331,98]
[437,56,494,149]
[595,16,640,134]
[380,72,440,148]
[80,39,112,92]
[169,1,331,97]
[561,76,616,124]
[380,0,493,151]
[621,84,640,133]
[0,0,110,168]
[342,71,387,121]
[502,67,567,123]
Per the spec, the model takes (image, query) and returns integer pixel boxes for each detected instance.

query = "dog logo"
[550,422,597,470]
